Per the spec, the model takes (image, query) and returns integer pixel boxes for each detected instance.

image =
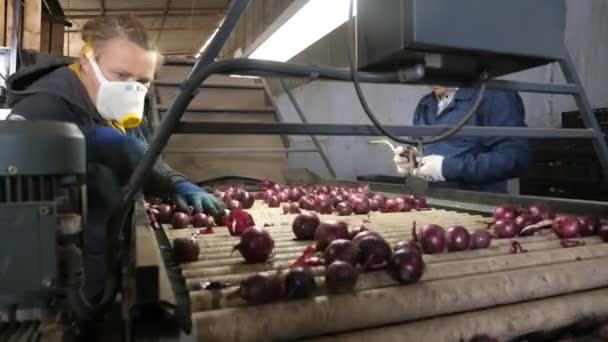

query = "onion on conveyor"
[157,200,608,341]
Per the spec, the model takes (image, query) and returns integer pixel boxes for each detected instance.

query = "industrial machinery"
[357,0,565,79]
[117,0,608,340]
[0,121,86,340]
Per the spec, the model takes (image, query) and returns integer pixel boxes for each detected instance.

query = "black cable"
[347,0,487,146]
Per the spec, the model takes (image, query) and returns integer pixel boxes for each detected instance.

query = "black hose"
[347,0,488,146]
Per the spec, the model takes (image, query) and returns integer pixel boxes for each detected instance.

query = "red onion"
[237,272,283,304]
[315,220,349,251]
[600,224,608,242]
[228,199,243,210]
[578,216,601,236]
[299,196,316,210]
[351,197,371,215]
[528,203,555,220]
[552,215,581,239]
[284,268,316,299]
[262,189,276,202]
[281,203,290,214]
[352,230,381,244]
[278,191,290,203]
[470,229,492,249]
[191,213,212,228]
[492,204,519,221]
[390,247,425,284]
[171,212,191,229]
[515,212,541,229]
[237,191,255,209]
[222,189,234,204]
[394,240,422,254]
[292,212,320,240]
[369,199,382,211]
[348,192,367,203]
[157,203,173,223]
[418,224,446,254]
[356,184,370,194]
[324,239,358,265]
[381,199,399,213]
[267,195,280,208]
[332,194,346,208]
[225,209,256,236]
[394,197,411,212]
[446,225,471,252]
[348,225,368,240]
[336,202,353,216]
[493,219,521,239]
[356,236,392,271]
[325,261,358,294]
[172,236,200,263]
[289,187,304,202]
[371,194,386,208]
[412,196,428,210]
[315,195,333,214]
[232,227,274,263]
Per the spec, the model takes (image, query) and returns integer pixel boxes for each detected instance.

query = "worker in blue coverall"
[6,15,224,302]
[394,86,532,193]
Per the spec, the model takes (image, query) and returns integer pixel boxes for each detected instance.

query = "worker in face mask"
[393,86,532,193]
[6,15,224,303]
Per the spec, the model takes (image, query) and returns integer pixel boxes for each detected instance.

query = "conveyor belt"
[160,200,608,341]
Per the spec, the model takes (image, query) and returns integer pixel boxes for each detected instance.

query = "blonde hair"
[81,15,156,54]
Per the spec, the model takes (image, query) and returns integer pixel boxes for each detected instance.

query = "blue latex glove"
[173,181,224,215]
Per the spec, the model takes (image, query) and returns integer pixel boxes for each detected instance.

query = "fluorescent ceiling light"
[249,0,355,62]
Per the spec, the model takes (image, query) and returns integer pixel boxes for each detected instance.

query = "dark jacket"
[6,60,188,197]
[413,88,532,193]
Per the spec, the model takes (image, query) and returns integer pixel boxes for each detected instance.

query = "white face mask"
[88,54,148,128]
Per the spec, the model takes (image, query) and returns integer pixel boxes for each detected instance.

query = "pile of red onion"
[409,222,492,255]
[257,183,428,216]
[489,203,604,245]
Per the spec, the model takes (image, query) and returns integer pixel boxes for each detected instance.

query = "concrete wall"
[272,0,608,181]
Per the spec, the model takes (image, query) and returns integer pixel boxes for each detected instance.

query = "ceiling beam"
[64,6,226,13]
[100,0,106,15]
[155,0,172,44]
[65,25,215,33]
[67,12,224,19]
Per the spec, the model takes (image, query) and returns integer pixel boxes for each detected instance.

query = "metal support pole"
[164,148,319,154]
[280,78,337,178]
[559,51,608,178]
[173,122,597,139]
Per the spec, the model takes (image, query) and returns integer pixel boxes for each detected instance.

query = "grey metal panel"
[0,122,85,176]
[410,0,565,60]
[357,0,566,77]
[174,122,598,139]
[0,203,57,306]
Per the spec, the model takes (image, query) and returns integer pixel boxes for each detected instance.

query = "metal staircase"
[150,59,335,183]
